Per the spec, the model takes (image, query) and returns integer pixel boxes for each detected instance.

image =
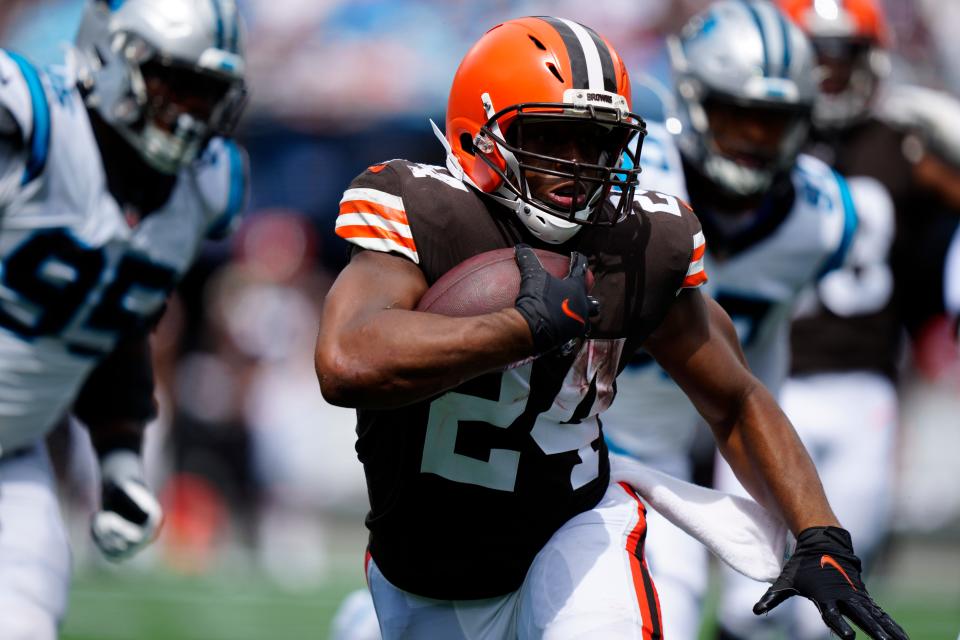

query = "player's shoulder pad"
[191,136,249,239]
[335,159,476,265]
[793,153,837,190]
[630,189,706,290]
[794,154,858,276]
[0,49,51,185]
[876,84,960,169]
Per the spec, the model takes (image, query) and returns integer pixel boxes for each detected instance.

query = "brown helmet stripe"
[537,16,589,89]
[537,17,619,93]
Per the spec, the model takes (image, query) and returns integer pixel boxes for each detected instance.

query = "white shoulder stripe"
[340,188,405,212]
[686,258,705,277]
[693,230,706,249]
[335,212,413,238]
[560,18,605,91]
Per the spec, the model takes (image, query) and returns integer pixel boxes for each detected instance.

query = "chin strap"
[430,118,482,190]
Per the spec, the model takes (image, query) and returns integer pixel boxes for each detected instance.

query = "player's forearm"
[88,418,147,457]
[713,382,839,534]
[316,307,533,408]
[75,334,155,455]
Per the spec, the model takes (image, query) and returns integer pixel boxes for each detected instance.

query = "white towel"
[610,453,788,583]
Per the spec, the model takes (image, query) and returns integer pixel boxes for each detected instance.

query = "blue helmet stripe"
[740,0,770,76]
[228,6,240,53]
[7,52,50,185]
[209,0,225,50]
[776,8,792,77]
[107,0,126,10]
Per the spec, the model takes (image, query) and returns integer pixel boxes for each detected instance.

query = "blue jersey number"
[0,229,176,355]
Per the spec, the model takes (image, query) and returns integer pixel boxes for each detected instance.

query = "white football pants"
[367,482,663,640]
[0,442,71,640]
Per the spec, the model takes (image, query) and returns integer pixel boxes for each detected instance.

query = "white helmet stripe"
[758,2,785,77]
[560,18,607,91]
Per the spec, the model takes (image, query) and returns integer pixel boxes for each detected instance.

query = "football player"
[600,3,887,638]
[781,0,960,344]
[0,1,247,637]
[316,15,906,640]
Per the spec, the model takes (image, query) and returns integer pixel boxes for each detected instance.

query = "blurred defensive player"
[317,14,905,640]
[601,3,880,638]
[707,1,960,637]
[0,0,247,637]
[781,0,960,342]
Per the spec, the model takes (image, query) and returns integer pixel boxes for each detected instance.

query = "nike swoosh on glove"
[91,450,163,561]
[754,526,909,640]
[513,244,600,355]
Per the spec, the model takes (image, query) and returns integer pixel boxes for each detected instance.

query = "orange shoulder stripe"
[691,242,706,262]
[682,270,708,288]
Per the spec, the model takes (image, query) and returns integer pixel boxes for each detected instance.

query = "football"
[416,247,594,317]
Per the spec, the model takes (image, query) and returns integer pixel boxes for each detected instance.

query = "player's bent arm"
[643,289,839,535]
[76,334,155,505]
[75,334,163,561]
[315,250,534,409]
[75,334,157,453]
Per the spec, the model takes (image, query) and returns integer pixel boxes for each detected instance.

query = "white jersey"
[604,121,857,459]
[0,51,246,455]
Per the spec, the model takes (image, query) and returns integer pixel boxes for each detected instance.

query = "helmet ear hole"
[459,133,476,156]
[545,63,564,84]
[528,35,547,50]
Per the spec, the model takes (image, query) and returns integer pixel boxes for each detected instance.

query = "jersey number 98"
[0,229,176,356]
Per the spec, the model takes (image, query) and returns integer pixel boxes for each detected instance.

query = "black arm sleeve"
[73,335,158,442]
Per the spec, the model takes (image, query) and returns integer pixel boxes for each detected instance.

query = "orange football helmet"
[779,0,890,44]
[440,17,646,244]
[778,0,891,128]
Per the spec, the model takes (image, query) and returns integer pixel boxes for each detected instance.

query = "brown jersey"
[793,119,960,379]
[334,159,705,599]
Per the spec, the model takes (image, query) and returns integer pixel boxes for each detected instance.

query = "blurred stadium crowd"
[2,0,958,631]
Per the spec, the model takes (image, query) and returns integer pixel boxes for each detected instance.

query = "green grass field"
[61,536,960,640]
[62,569,365,640]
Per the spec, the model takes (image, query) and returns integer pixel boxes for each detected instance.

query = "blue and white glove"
[91,450,163,561]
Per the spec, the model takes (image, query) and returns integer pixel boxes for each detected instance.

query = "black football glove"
[754,527,908,640]
[513,244,599,355]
